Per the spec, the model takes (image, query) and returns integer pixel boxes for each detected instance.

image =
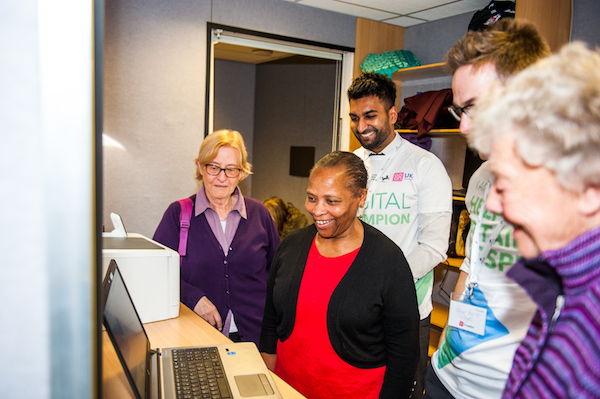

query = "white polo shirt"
[355,133,452,318]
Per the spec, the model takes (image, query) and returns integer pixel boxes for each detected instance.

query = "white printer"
[102,229,180,324]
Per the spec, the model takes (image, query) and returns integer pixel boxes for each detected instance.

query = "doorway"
[208,25,354,217]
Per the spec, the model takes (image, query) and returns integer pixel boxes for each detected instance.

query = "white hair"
[469,41,600,191]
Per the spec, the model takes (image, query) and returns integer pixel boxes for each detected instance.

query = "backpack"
[177,198,193,263]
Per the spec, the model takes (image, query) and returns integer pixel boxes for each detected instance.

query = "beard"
[353,123,394,153]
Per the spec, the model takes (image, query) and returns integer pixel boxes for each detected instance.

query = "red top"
[275,239,386,398]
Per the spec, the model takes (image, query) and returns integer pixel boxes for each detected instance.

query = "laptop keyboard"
[172,347,232,399]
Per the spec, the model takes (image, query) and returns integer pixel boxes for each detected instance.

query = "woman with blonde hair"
[154,129,280,345]
[263,196,309,239]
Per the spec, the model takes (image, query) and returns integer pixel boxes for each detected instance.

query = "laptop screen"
[103,260,150,399]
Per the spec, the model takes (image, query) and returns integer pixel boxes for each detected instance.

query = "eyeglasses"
[448,103,474,122]
[205,163,241,178]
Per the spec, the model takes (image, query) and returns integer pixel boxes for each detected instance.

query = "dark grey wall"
[103,0,355,237]
[404,12,473,65]
[212,0,355,46]
[214,59,257,197]
[400,13,472,106]
[572,0,600,48]
[214,55,336,220]
[252,59,337,218]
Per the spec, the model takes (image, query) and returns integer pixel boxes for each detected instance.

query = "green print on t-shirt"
[471,195,484,218]
[363,192,412,226]
[470,194,519,272]
[471,195,498,223]
[471,218,519,271]
[363,213,410,226]
[365,192,411,210]
[486,250,518,272]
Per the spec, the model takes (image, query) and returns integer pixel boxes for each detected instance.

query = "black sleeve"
[259,243,284,354]
[379,250,420,399]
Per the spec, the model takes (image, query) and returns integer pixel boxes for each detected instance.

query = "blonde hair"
[445,19,550,82]
[470,42,600,191]
[263,197,288,237]
[195,129,252,181]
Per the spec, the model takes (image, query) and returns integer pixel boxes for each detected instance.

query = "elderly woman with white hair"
[468,42,600,398]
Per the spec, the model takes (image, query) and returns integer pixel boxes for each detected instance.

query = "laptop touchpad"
[234,374,275,397]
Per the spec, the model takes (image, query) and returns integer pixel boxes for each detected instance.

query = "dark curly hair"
[310,151,367,197]
[347,72,396,111]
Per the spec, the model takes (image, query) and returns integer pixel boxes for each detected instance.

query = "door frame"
[206,23,354,151]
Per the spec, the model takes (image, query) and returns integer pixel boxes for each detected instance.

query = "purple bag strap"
[177,198,193,260]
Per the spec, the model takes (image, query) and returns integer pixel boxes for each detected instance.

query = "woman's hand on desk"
[193,296,223,331]
[261,353,277,372]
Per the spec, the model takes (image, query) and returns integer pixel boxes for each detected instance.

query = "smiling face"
[305,166,366,240]
[452,62,499,135]
[349,95,397,154]
[486,135,583,258]
[198,146,243,203]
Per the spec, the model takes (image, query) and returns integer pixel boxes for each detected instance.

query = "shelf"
[429,302,449,357]
[442,257,463,268]
[392,62,451,83]
[431,302,449,329]
[396,128,461,136]
[429,329,440,358]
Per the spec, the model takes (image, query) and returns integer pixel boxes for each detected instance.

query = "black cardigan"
[260,222,420,398]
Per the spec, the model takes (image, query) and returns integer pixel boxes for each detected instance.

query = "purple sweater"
[153,194,280,346]
[503,226,600,398]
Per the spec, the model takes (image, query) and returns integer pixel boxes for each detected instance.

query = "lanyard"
[468,182,505,297]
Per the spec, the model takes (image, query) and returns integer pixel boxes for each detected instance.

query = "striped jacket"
[502,226,600,398]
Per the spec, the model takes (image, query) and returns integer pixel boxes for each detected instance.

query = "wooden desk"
[103,304,305,398]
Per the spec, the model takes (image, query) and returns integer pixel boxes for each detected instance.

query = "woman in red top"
[260,151,419,398]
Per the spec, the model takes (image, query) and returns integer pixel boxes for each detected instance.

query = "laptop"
[102,259,282,399]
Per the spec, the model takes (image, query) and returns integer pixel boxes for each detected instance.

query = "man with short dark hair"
[348,72,453,399]
[425,18,550,399]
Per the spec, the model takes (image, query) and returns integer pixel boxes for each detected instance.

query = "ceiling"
[280,0,491,27]
[214,0,491,64]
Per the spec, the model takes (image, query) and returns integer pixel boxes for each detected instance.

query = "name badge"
[447,292,487,336]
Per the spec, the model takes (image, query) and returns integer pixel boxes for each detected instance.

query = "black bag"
[468,0,516,31]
